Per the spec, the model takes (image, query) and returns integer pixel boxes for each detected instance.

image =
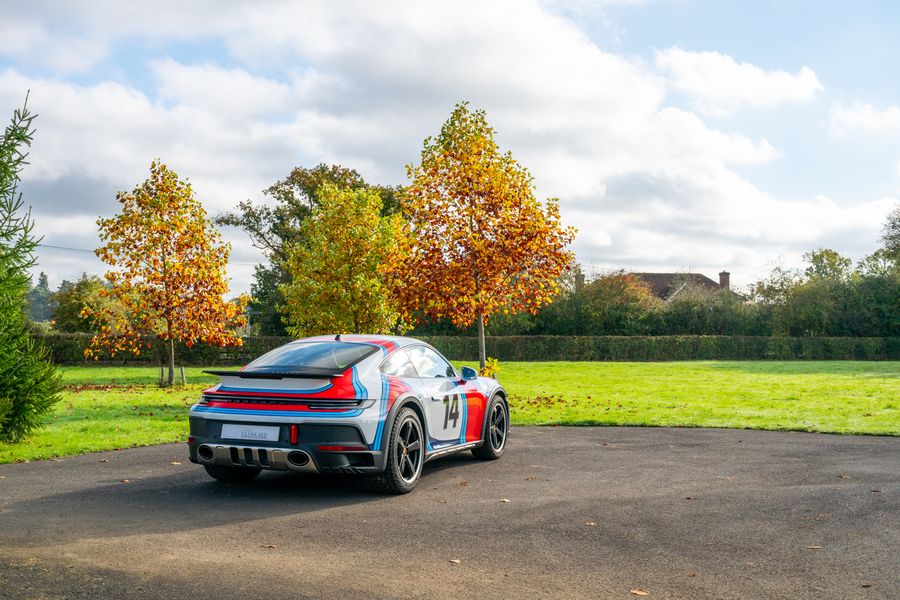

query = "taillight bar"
[317,445,368,452]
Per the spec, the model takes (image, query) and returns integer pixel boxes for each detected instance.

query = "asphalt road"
[1,427,897,600]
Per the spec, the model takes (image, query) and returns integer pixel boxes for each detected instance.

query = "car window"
[246,342,375,372]
[380,350,418,378]
[406,345,455,379]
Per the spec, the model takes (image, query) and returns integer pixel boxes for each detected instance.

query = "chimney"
[719,271,730,290]
[575,271,585,293]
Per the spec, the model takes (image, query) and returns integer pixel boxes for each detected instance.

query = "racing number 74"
[442,394,460,429]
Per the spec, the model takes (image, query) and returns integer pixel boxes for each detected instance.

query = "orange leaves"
[391,102,576,329]
[85,161,246,360]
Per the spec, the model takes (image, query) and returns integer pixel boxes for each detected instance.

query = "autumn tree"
[216,163,403,335]
[85,161,247,386]
[582,271,661,335]
[50,273,108,333]
[0,96,61,441]
[393,102,575,369]
[280,184,405,336]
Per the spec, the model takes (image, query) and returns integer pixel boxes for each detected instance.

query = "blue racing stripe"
[191,406,364,418]
[459,391,468,445]
[371,374,390,450]
[351,367,364,399]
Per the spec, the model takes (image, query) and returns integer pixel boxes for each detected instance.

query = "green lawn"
[1,361,897,463]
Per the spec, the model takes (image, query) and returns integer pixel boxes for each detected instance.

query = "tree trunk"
[167,337,175,387]
[477,311,486,372]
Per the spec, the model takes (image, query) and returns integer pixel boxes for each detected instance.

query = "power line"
[35,243,260,267]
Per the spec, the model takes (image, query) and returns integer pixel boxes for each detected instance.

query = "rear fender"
[380,394,428,454]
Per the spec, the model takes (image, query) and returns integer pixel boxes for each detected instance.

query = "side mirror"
[461,366,478,381]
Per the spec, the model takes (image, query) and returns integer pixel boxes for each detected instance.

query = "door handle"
[431,396,443,402]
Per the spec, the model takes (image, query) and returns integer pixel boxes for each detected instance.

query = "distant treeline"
[37,333,899,364]
[412,250,899,339]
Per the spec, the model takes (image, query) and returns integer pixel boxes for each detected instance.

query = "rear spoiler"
[203,370,343,380]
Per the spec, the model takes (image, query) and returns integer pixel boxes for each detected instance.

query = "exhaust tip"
[287,451,309,467]
[197,445,214,461]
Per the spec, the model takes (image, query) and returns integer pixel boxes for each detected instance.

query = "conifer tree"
[0,96,61,441]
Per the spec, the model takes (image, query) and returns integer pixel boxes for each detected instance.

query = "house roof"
[631,272,722,300]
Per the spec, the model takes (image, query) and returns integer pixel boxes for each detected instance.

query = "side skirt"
[424,441,481,463]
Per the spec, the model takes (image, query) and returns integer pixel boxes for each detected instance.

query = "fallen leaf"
[500,498,510,503]
[585,521,597,527]
[170,461,181,466]
[871,490,881,493]
[630,589,649,596]
[685,497,694,500]
[449,559,461,564]
[526,476,536,481]
[806,546,822,550]
[99,459,108,463]
[838,474,850,479]
[0,475,5,479]
[259,544,277,549]
[687,572,696,577]
[861,583,872,588]
[120,479,130,483]
[457,480,469,487]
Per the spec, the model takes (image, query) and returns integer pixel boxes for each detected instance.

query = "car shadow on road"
[1,469,386,546]
[0,452,489,547]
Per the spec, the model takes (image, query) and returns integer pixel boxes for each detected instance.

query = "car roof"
[297,334,425,350]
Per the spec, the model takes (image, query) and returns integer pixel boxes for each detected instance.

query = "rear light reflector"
[187,436,195,445]
[317,445,368,452]
[290,424,298,445]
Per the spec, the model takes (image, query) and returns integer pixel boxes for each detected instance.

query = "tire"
[472,395,508,460]
[203,463,262,483]
[363,407,424,494]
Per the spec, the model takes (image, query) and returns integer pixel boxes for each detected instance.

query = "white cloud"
[828,102,900,134]
[0,0,886,294]
[655,47,824,116]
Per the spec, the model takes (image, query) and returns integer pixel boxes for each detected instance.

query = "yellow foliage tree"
[392,103,576,368]
[280,184,407,336]
[84,161,247,386]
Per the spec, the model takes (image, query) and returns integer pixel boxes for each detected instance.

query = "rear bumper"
[188,416,387,474]
[194,443,319,473]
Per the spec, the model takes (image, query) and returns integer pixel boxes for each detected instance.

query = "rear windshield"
[245,342,376,374]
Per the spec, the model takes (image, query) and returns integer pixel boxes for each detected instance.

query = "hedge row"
[422,335,900,362]
[35,334,899,365]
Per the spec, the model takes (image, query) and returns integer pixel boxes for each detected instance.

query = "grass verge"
[1,361,897,463]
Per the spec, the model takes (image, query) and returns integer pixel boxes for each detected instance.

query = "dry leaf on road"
[630,589,650,596]
[259,544,277,549]
[500,498,510,503]
[449,559,461,564]
[806,546,822,550]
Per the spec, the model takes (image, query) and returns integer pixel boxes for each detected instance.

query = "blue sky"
[0,0,897,293]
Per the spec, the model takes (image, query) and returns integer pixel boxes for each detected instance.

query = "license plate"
[221,424,280,442]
